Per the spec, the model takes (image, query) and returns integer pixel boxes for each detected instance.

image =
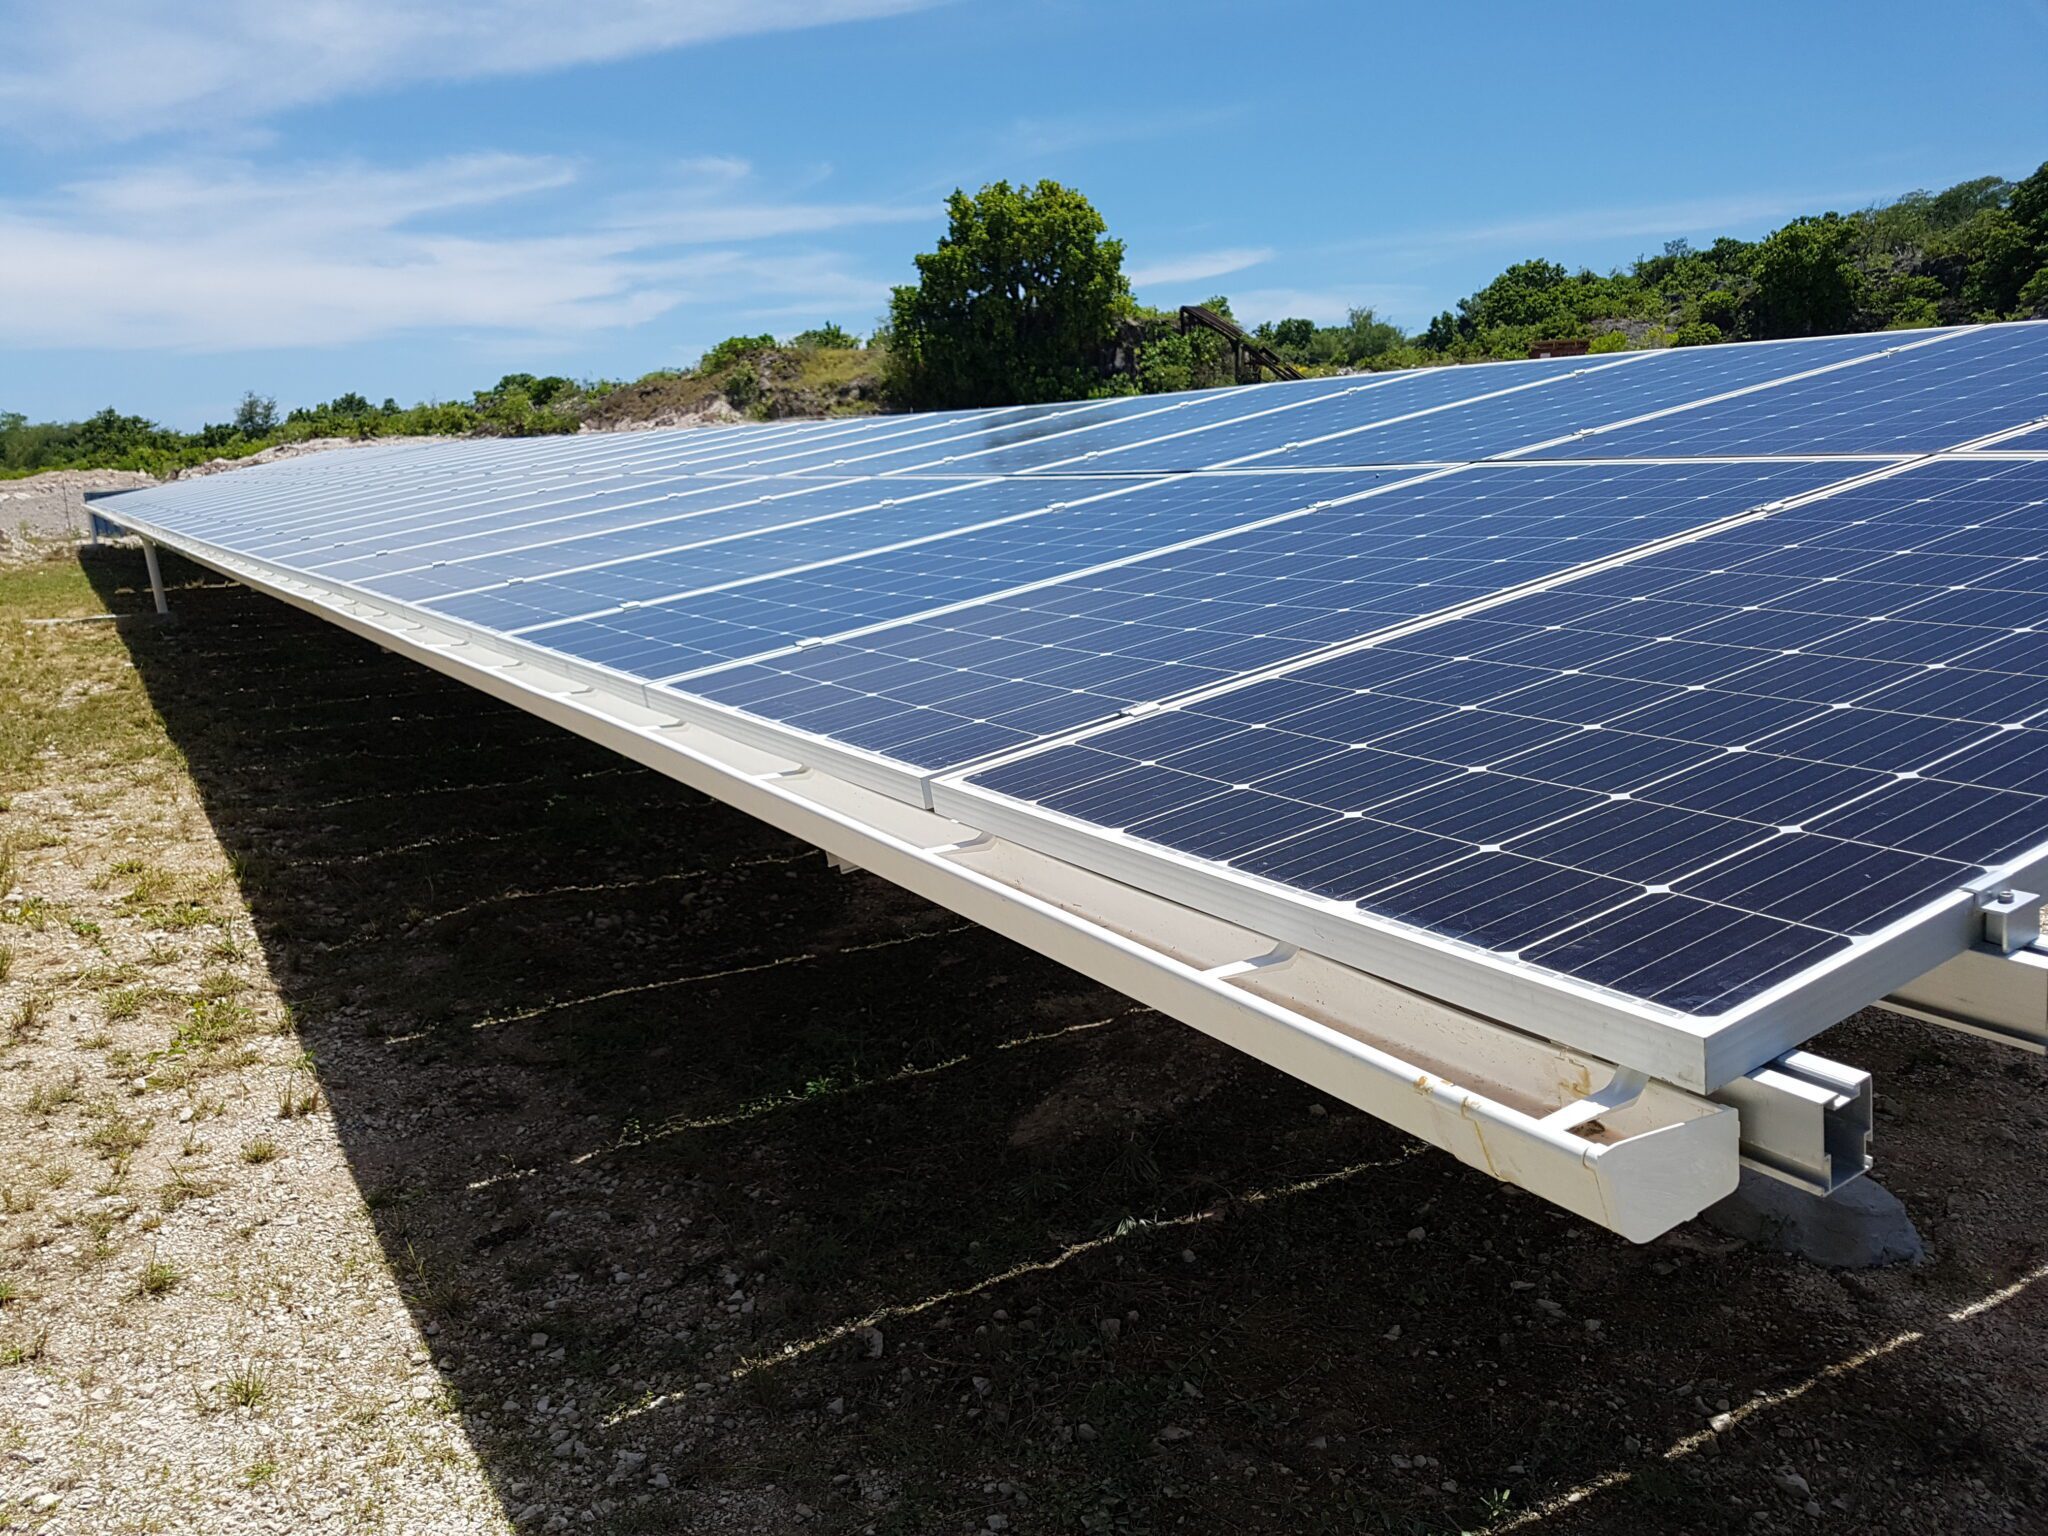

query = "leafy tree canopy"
[887,179,1131,409]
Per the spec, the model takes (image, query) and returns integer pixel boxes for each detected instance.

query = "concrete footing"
[1703,1169,1926,1268]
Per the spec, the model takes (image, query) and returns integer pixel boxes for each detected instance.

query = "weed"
[79,1208,118,1262]
[85,1103,149,1160]
[196,968,242,1000]
[136,1250,181,1297]
[176,994,258,1049]
[0,942,11,983]
[8,989,46,1042]
[119,863,175,907]
[206,933,249,964]
[159,1170,216,1212]
[225,1362,269,1408]
[241,1136,280,1165]
[239,1458,279,1487]
[145,900,217,932]
[0,1276,19,1306]
[25,1073,81,1115]
[0,1327,49,1365]
[275,1073,322,1119]
[2,896,50,929]
[102,984,161,1022]
[142,940,180,966]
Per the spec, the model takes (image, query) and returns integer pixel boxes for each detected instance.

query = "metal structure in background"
[92,321,2048,1242]
[1176,304,1306,382]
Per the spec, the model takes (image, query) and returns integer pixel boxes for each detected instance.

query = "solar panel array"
[97,321,2048,1065]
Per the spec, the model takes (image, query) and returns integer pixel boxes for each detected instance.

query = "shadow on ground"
[88,546,2048,1535]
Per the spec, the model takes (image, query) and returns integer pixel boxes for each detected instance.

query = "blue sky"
[5,0,2046,428]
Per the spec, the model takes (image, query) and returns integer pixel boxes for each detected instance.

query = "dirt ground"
[0,535,2044,1536]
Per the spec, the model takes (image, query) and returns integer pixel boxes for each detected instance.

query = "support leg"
[140,537,169,616]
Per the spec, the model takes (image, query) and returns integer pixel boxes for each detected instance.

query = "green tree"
[1745,215,1863,337]
[232,391,277,436]
[887,179,1130,408]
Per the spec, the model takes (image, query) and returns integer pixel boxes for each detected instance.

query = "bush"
[700,335,776,373]
[723,362,762,411]
[788,323,860,350]
[1670,321,1723,347]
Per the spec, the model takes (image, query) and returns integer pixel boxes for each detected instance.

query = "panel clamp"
[1976,886,2041,954]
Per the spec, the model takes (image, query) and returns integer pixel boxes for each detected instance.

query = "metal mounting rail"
[1887,942,2048,1054]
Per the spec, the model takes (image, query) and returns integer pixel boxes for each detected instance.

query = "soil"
[0,540,2043,1535]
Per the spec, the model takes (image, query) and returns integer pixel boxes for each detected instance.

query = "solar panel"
[1985,425,2048,451]
[1523,323,2048,459]
[475,472,1411,673]
[92,321,2048,1100]
[1093,329,1924,473]
[945,454,2048,1064]
[686,460,1863,771]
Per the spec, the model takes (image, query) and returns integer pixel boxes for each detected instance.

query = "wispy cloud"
[1324,189,1887,264]
[0,155,920,351]
[0,0,944,142]
[1126,247,1274,288]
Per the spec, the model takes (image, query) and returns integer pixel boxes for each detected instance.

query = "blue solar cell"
[1528,322,2048,458]
[962,455,2048,1017]
[857,378,1358,475]
[1210,331,1908,470]
[682,460,1857,770]
[1037,354,1588,473]
[355,479,1000,601]
[492,472,1403,679]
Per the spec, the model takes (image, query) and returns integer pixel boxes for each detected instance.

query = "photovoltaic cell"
[687,460,1860,770]
[1527,322,2048,458]
[488,473,1408,677]
[1100,330,1910,472]
[963,456,2048,1017]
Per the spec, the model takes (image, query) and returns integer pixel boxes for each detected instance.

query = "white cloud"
[1126,247,1274,288]
[1328,189,1886,265]
[0,0,944,142]
[0,154,923,351]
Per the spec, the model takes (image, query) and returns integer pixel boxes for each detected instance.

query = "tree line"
[883,163,2048,408]
[8,161,2044,475]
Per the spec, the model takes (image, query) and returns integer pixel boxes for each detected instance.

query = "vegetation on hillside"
[9,161,2045,472]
